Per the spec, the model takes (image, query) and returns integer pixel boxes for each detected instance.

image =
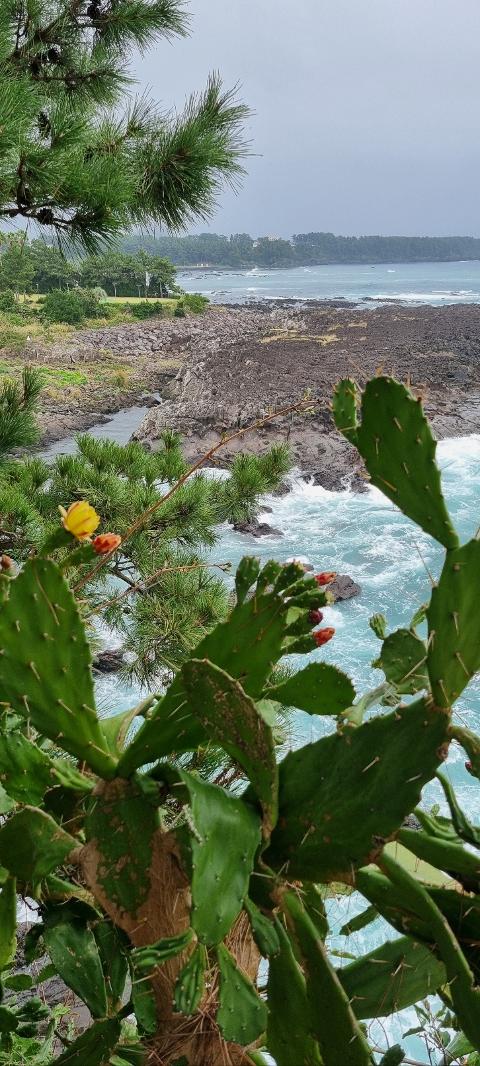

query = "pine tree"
[0,1,248,252]
[0,432,290,680]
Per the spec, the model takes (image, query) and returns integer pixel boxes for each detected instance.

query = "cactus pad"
[173,943,207,1015]
[266,697,449,880]
[380,849,480,1049]
[216,942,267,1045]
[53,1017,122,1065]
[373,628,428,695]
[182,658,278,832]
[132,928,195,972]
[267,661,356,716]
[352,377,458,548]
[428,539,480,706]
[338,936,445,1018]
[332,378,359,443]
[243,897,280,957]
[0,876,16,970]
[0,558,116,777]
[0,731,92,806]
[84,777,160,916]
[267,919,321,1066]
[0,806,76,881]
[118,558,316,775]
[162,768,261,945]
[43,903,108,1018]
[284,890,373,1066]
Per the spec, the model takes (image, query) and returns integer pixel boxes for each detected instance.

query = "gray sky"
[133,0,480,238]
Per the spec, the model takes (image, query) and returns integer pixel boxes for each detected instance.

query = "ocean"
[178,257,480,306]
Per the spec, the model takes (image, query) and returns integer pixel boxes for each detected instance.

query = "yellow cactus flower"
[59,500,100,541]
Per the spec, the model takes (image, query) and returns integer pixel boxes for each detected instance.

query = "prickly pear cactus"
[3,377,480,1064]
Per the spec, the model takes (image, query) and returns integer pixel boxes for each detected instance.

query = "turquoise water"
[178,259,480,306]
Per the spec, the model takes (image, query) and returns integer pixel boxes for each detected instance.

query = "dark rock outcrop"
[328,574,361,601]
[232,519,283,538]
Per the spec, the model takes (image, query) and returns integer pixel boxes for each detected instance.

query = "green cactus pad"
[216,943,267,1046]
[243,897,280,957]
[0,1006,18,1033]
[380,850,480,1049]
[0,806,76,881]
[173,943,207,1015]
[0,731,93,806]
[427,539,480,706]
[43,904,108,1018]
[398,827,480,888]
[284,890,373,1066]
[338,936,445,1018]
[437,771,480,846]
[161,768,261,945]
[353,377,458,549]
[0,877,16,970]
[369,613,387,640]
[93,920,128,1007]
[265,697,449,881]
[266,661,356,716]
[374,628,428,695]
[85,777,160,916]
[357,868,480,983]
[267,919,321,1066]
[132,928,195,972]
[182,659,278,832]
[118,558,313,775]
[53,1017,122,1065]
[340,905,378,937]
[450,724,480,778]
[332,378,359,443]
[131,975,157,1035]
[0,558,116,778]
[235,556,261,605]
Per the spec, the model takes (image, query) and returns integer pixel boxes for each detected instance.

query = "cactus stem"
[362,756,380,773]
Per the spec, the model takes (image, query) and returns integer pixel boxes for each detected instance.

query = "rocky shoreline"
[30,300,480,489]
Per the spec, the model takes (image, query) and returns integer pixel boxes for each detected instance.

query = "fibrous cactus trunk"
[81,779,261,1066]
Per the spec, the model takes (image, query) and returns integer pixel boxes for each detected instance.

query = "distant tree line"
[0,235,178,297]
[122,230,480,268]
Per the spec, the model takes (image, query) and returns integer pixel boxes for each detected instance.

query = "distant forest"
[122,232,480,269]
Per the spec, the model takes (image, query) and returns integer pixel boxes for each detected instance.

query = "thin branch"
[86,560,232,618]
[74,397,318,591]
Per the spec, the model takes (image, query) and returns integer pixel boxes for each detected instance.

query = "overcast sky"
[133,0,480,238]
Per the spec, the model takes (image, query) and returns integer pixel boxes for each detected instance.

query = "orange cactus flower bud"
[92,533,122,555]
[59,501,100,541]
[314,571,337,586]
[314,627,335,647]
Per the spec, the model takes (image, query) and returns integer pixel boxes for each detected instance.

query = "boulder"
[328,574,361,601]
[92,649,124,673]
[233,519,283,538]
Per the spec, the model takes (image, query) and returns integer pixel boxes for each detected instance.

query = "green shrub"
[43,288,102,325]
[129,300,165,320]
[182,291,209,313]
[174,300,186,317]
[0,291,18,314]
